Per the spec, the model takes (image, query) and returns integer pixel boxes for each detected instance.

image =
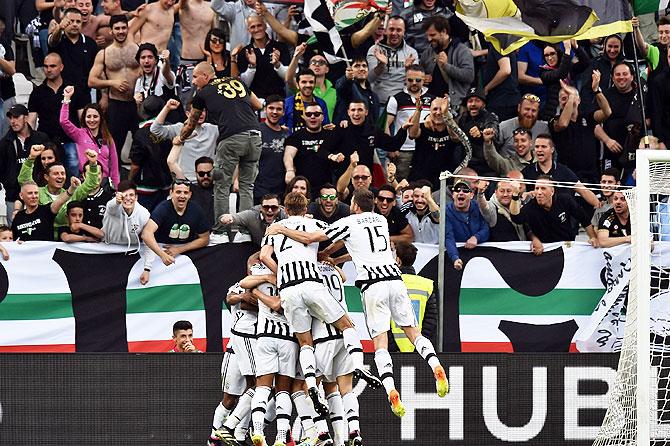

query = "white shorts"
[362,280,417,339]
[231,335,257,377]
[280,281,346,334]
[255,336,299,378]
[315,339,354,383]
[221,347,246,396]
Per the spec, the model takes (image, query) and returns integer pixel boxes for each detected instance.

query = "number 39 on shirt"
[216,79,247,99]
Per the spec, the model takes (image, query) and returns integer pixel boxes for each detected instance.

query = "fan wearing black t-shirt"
[174,62,264,236]
[284,103,342,199]
[597,191,631,248]
[408,96,466,189]
[141,181,211,271]
[12,180,77,241]
[511,176,599,255]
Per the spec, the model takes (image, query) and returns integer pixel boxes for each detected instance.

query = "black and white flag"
[304,0,346,63]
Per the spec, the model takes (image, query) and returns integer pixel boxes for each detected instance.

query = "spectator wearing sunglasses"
[445,180,489,271]
[190,157,215,227]
[286,49,337,122]
[336,158,375,204]
[284,102,342,199]
[385,65,434,181]
[307,183,350,224]
[218,193,286,246]
[153,98,218,182]
[282,69,330,134]
[375,184,414,244]
[497,93,550,158]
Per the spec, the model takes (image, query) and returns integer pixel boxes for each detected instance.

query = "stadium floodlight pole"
[437,170,451,352]
[631,20,650,149]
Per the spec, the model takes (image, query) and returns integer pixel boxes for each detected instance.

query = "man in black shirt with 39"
[511,175,599,255]
[174,62,263,236]
[12,179,77,241]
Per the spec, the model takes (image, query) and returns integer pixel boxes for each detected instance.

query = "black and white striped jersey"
[312,263,347,344]
[262,216,328,290]
[227,282,258,338]
[325,212,402,287]
[251,263,295,342]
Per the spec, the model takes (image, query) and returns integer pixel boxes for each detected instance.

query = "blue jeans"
[62,142,80,179]
[38,29,49,58]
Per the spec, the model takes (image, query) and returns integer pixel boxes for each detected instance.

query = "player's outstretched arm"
[239,272,277,290]
[319,239,345,258]
[252,288,282,313]
[331,253,352,265]
[267,224,328,245]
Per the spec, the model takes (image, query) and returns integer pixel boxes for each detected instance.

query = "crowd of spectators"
[3,0,666,270]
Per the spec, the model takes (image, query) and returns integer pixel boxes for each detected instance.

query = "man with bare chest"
[88,15,140,162]
[129,0,176,51]
[175,0,214,103]
[76,0,106,45]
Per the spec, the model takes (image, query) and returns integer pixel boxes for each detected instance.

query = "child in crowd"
[58,201,104,243]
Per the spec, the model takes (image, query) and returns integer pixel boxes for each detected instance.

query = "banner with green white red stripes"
[0,241,627,352]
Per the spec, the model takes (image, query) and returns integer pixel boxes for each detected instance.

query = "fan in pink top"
[59,85,120,187]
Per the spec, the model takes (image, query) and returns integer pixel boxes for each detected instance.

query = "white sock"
[264,394,277,424]
[275,391,292,444]
[342,392,360,434]
[224,388,254,430]
[342,328,364,369]
[414,335,441,370]
[234,415,249,442]
[212,401,230,430]
[314,413,329,436]
[327,392,346,446]
[292,391,316,439]
[251,386,271,436]
[299,345,318,389]
[374,348,396,396]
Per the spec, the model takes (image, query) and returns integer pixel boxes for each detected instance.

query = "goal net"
[594,150,670,446]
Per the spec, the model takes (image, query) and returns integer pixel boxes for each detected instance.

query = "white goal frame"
[633,150,670,445]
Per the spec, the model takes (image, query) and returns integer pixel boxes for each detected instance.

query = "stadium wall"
[0,353,619,445]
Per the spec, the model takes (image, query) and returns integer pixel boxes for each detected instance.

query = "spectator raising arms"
[60,86,120,187]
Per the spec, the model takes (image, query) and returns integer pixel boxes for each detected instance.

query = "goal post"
[594,149,670,446]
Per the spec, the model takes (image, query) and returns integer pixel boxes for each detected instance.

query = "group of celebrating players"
[208,188,448,446]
